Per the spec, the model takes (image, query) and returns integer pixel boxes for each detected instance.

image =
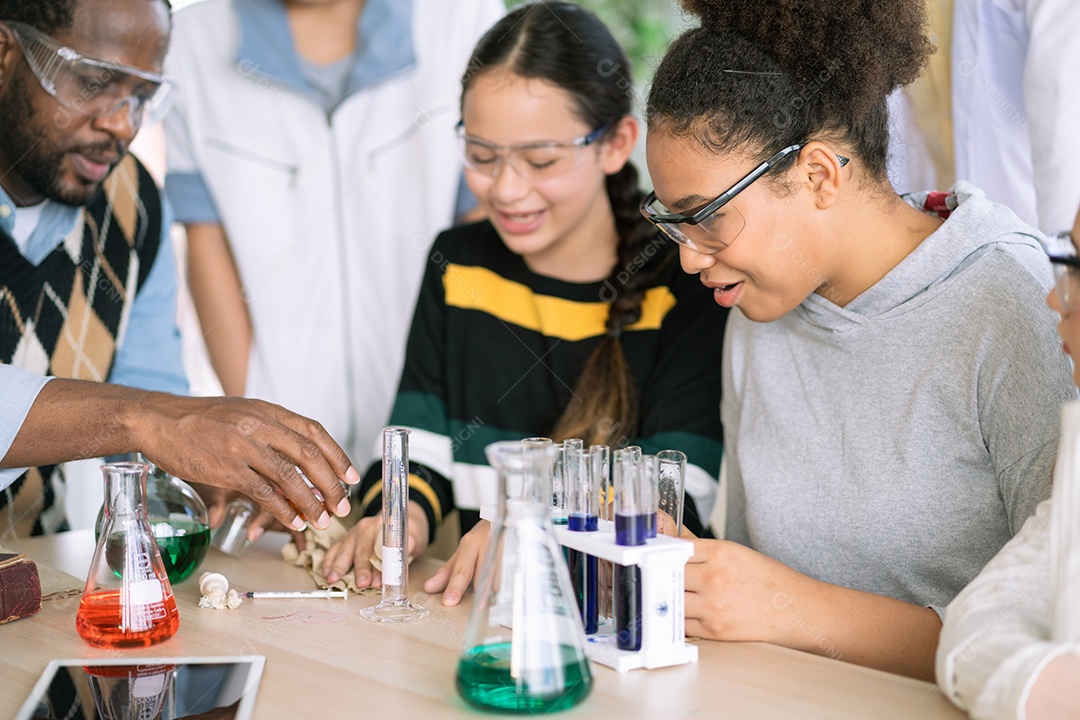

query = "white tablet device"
[14,655,265,720]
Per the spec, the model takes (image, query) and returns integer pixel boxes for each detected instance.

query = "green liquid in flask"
[456,642,592,714]
[105,519,211,584]
[152,519,211,583]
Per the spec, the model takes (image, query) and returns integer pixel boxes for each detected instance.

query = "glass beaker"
[210,497,257,557]
[77,463,180,648]
[456,440,593,714]
[96,456,211,583]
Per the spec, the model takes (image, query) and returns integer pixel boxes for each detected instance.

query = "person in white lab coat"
[163,0,504,537]
[889,0,1080,234]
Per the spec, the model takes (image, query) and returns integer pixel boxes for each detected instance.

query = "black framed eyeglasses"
[455,120,612,183]
[640,144,850,254]
[1047,230,1080,312]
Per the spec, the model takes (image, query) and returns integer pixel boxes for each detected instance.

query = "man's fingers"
[274,408,356,492]
[249,449,328,529]
[279,428,350,517]
[241,477,305,532]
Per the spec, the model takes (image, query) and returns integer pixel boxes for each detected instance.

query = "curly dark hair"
[648,0,933,180]
[463,2,664,446]
[0,0,171,35]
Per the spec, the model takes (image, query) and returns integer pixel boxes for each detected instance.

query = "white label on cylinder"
[381,546,404,586]
[128,578,165,606]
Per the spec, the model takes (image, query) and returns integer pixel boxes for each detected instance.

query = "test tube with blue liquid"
[567,448,598,634]
[613,449,647,651]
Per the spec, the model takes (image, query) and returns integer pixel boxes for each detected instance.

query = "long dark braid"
[549,160,668,446]
[463,2,665,447]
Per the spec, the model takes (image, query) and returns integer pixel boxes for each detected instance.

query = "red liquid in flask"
[79,463,181,648]
[76,587,179,648]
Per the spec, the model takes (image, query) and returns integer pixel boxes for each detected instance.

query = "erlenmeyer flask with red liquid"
[76,462,179,648]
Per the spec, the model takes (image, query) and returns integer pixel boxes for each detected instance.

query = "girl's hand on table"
[424,520,491,606]
[322,501,429,587]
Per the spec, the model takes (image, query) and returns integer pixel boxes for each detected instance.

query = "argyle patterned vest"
[0,155,163,537]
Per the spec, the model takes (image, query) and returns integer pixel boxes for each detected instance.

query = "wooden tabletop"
[0,530,967,719]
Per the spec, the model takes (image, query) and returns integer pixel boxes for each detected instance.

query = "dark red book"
[0,552,42,624]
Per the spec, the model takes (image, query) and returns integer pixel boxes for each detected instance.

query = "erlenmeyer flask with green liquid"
[456,440,593,714]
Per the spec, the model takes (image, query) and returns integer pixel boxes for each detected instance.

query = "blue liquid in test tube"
[614,449,647,651]
[566,448,598,635]
[614,513,648,651]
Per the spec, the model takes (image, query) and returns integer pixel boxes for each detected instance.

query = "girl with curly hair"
[643,0,1076,679]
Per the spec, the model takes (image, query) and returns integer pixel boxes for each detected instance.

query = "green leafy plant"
[504,0,686,83]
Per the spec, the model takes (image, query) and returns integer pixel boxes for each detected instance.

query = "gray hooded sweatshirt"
[722,182,1078,614]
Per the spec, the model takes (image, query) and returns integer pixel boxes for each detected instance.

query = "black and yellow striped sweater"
[357,220,727,538]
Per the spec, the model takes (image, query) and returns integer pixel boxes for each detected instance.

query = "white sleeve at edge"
[937,500,1079,719]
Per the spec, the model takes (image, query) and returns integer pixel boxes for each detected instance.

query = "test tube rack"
[555,520,697,673]
[480,507,698,673]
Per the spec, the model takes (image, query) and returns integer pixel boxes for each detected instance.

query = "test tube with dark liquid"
[613,450,646,651]
[566,448,598,634]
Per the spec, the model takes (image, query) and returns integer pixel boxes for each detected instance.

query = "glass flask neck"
[487,441,555,513]
[102,462,150,523]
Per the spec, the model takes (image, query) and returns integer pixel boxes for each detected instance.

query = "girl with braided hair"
[322,2,727,605]
[641,0,1076,680]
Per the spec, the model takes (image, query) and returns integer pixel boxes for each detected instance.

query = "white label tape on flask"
[381,547,404,586]
[128,578,165,606]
